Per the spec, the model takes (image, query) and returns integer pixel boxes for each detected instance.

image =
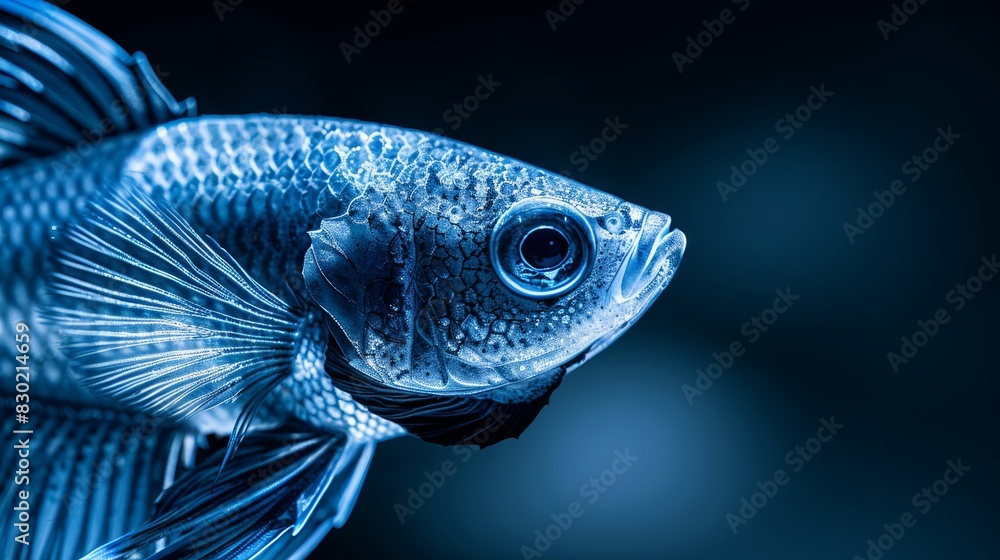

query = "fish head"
[430,177,687,388]
[304,135,685,444]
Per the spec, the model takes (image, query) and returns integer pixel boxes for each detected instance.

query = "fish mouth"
[610,212,686,304]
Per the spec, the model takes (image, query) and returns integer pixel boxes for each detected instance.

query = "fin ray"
[0,397,193,560]
[83,425,374,560]
[43,180,306,468]
[0,0,196,167]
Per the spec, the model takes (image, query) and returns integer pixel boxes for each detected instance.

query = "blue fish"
[0,1,686,558]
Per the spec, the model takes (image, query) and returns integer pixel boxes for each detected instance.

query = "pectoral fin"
[43,180,306,472]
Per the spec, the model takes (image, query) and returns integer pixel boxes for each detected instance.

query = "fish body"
[1,117,420,436]
[0,1,686,558]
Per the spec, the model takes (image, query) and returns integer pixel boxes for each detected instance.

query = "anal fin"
[82,424,374,560]
[0,396,196,560]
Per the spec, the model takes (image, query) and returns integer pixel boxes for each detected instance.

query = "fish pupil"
[520,226,570,270]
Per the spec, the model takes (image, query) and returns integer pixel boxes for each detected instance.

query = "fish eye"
[490,198,595,300]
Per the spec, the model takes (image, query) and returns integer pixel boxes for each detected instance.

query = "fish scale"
[0,136,136,400]
[0,115,420,433]
[124,117,424,296]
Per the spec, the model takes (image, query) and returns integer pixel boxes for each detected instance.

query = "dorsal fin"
[0,0,195,167]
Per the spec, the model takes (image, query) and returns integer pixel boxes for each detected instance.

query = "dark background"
[69,0,998,558]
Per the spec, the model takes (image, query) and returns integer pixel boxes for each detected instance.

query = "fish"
[0,0,686,558]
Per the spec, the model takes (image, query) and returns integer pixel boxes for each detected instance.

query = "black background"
[70,0,998,558]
